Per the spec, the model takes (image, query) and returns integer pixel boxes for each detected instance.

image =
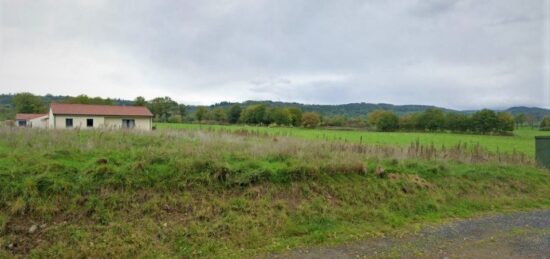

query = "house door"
[122,119,136,129]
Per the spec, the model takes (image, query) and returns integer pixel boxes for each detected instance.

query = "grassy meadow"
[0,127,549,258]
[157,123,550,158]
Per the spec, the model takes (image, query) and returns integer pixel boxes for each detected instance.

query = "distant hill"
[0,94,134,107]
[503,107,550,120]
[207,100,550,119]
[205,100,455,117]
[1,94,549,120]
[0,94,134,120]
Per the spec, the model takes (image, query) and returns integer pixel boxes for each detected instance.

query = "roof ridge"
[50,103,153,117]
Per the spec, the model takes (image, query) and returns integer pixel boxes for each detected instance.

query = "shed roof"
[50,103,153,117]
[16,113,48,120]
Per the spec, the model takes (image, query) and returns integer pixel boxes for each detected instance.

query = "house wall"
[29,116,49,128]
[104,117,152,130]
[48,108,54,128]
[53,115,105,129]
[52,115,151,130]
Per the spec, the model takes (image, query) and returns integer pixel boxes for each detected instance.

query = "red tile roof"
[16,113,48,120]
[50,103,153,117]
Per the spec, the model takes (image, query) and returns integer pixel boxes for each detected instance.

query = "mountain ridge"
[1,94,549,120]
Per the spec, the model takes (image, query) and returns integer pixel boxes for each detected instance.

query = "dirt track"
[270,209,550,259]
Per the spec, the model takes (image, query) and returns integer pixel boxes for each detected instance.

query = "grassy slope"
[157,123,550,157]
[0,129,549,258]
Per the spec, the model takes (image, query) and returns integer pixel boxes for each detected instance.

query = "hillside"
[1,94,549,120]
[504,106,550,120]
[205,100,550,119]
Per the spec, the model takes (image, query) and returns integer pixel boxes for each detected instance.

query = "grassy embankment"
[0,127,549,258]
[157,123,550,158]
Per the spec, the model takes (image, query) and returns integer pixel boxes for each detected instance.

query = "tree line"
[366,108,516,134]
[5,92,550,132]
[141,95,528,134]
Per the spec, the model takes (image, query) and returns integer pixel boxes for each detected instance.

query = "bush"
[471,109,498,134]
[368,110,398,131]
[302,112,320,128]
[417,108,445,131]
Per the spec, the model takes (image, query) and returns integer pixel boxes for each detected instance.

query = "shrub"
[301,112,320,128]
[540,117,550,131]
[369,111,399,131]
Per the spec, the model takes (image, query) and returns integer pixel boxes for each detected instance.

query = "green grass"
[0,128,549,258]
[157,123,550,157]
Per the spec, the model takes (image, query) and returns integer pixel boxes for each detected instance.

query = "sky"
[0,0,549,110]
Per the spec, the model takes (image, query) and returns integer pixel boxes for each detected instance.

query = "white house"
[16,103,154,130]
[48,103,154,130]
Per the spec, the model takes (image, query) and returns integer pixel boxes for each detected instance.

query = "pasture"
[0,127,549,258]
[157,123,550,158]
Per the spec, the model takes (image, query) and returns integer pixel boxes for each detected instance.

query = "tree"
[134,96,147,106]
[267,107,290,125]
[196,106,208,123]
[367,110,385,127]
[64,94,114,105]
[178,104,187,119]
[417,108,445,131]
[287,107,303,127]
[228,104,242,124]
[399,113,420,131]
[539,117,550,130]
[514,113,526,128]
[346,116,367,128]
[13,92,45,113]
[240,104,267,124]
[375,111,399,132]
[301,112,320,128]
[525,114,536,129]
[445,112,470,132]
[324,115,347,127]
[148,97,179,122]
[496,112,514,132]
[0,104,15,121]
[471,109,499,133]
[168,114,183,123]
[211,108,227,122]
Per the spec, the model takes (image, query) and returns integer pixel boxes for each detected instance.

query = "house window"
[122,119,135,129]
[87,118,93,127]
[18,120,27,127]
[66,118,73,128]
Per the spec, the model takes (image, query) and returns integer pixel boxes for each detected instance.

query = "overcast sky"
[1,0,549,109]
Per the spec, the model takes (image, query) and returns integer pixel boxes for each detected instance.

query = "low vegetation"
[1,128,549,258]
[158,124,550,157]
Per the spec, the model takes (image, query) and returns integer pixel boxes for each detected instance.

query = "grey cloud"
[0,0,548,109]
[409,0,460,17]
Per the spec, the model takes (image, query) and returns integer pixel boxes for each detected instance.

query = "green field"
[156,123,550,158]
[1,128,549,258]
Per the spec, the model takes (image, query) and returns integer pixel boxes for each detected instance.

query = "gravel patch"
[270,209,550,259]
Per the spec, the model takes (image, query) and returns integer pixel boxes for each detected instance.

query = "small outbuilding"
[15,113,49,128]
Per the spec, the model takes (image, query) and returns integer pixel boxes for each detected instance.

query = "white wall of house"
[104,117,151,130]
[53,115,105,129]
[48,108,54,128]
[29,115,49,128]
[52,115,151,130]
[46,108,152,130]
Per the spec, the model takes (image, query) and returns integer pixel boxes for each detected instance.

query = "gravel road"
[270,209,550,259]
